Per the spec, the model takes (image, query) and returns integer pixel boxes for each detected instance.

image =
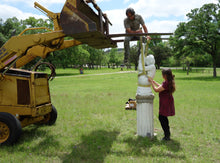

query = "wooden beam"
[108,33,173,38]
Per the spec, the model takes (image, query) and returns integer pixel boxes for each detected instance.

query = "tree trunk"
[212,53,217,77]
[213,57,217,77]
[157,64,160,70]
[187,63,190,75]
[135,64,138,71]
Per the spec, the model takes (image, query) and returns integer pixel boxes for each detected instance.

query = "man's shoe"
[162,136,171,141]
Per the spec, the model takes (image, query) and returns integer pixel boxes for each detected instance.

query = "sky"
[0,0,219,47]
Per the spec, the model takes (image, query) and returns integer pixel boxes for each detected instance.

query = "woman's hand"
[148,77,153,83]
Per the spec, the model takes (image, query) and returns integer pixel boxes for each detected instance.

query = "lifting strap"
[138,37,151,87]
[139,37,150,77]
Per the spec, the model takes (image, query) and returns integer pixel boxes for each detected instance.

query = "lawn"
[0,68,219,163]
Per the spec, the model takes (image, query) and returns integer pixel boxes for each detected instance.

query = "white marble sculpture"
[136,54,156,96]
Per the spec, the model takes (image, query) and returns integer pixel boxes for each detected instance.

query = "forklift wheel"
[0,112,22,145]
[47,105,57,125]
[41,105,57,126]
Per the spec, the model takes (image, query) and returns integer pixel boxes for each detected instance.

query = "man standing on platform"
[124,8,150,65]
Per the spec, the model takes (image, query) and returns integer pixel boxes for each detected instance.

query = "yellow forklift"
[0,0,116,145]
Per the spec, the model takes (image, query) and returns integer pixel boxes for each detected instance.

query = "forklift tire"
[0,112,22,145]
[47,105,57,125]
[44,105,57,126]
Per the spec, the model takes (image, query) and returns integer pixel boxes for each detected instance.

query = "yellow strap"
[138,84,151,87]
[140,37,150,76]
[138,73,146,77]
[138,38,151,88]
[144,39,151,57]
[140,37,146,76]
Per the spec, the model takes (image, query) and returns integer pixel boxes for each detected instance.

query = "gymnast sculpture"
[136,54,156,96]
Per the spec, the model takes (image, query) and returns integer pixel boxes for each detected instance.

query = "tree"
[151,42,172,69]
[69,45,90,67]
[115,52,124,68]
[95,49,104,69]
[109,48,117,68]
[0,17,23,46]
[0,19,7,46]
[129,44,140,70]
[105,48,123,68]
[82,45,104,69]
[102,52,110,68]
[170,2,220,77]
[21,17,53,34]
[217,40,220,67]
[45,45,90,69]
[181,56,194,75]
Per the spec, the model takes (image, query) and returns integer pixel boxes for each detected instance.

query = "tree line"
[0,2,219,77]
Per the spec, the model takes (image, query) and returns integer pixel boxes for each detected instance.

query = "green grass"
[0,68,220,162]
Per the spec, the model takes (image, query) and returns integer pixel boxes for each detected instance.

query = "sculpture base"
[136,94,154,138]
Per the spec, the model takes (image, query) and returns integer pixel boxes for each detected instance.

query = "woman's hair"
[162,69,175,94]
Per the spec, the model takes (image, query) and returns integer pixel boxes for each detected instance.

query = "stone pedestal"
[136,94,154,138]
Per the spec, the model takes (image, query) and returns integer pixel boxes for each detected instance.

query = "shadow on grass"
[176,76,220,81]
[19,125,59,146]
[61,130,119,163]
[16,125,60,152]
[60,130,185,162]
[122,136,186,160]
